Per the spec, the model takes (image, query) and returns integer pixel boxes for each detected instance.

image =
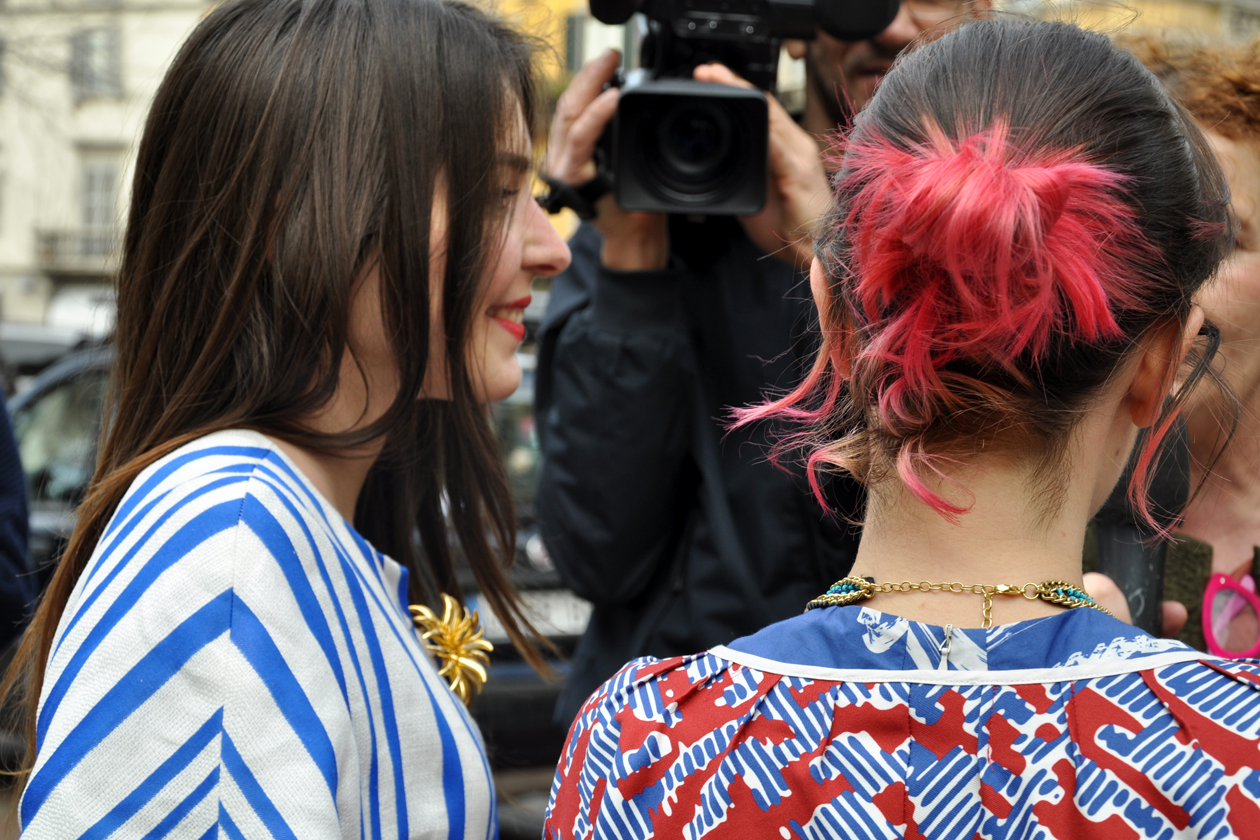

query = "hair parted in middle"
[737,19,1233,526]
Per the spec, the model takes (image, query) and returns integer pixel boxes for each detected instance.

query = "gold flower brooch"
[409,593,493,706]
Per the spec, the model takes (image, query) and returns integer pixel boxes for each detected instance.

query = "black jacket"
[536,217,863,723]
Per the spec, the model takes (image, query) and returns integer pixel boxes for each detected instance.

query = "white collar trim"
[707,644,1214,686]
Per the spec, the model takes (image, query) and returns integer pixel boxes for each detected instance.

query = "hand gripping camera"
[591,0,900,215]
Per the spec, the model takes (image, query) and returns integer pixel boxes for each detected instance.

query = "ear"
[810,257,853,378]
[809,257,828,314]
[1126,306,1206,427]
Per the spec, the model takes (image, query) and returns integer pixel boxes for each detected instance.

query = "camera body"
[591,0,900,215]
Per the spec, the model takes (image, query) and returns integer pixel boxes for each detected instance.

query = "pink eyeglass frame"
[1202,573,1260,659]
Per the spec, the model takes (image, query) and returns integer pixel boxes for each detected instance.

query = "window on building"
[70,27,121,101]
[80,150,121,254]
[566,16,629,73]
[565,15,584,74]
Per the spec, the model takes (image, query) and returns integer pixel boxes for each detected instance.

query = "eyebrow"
[498,153,532,174]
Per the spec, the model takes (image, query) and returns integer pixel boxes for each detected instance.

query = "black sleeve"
[535,224,695,607]
[0,404,33,649]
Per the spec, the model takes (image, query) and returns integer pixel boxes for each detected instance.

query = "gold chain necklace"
[806,576,1112,629]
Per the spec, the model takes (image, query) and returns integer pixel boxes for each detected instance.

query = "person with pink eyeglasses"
[1124,34,1260,660]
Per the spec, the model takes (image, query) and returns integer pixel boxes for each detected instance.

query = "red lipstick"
[493,317,526,341]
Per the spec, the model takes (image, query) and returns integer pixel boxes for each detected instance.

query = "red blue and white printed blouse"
[544,605,1260,839]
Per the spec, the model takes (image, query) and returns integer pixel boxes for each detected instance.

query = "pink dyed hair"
[734,120,1170,522]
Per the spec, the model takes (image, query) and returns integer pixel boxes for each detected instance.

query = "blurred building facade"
[0,0,609,333]
[0,0,208,332]
[0,0,1255,333]
[1062,0,1260,37]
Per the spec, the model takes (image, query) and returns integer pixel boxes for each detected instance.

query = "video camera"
[591,0,900,215]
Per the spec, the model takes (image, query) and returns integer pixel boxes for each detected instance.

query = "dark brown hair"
[4,0,549,770]
[738,20,1233,526]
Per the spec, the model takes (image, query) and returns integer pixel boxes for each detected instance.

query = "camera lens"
[640,99,742,206]
[658,104,730,181]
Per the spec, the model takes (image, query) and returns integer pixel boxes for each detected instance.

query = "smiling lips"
[489,296,530,342]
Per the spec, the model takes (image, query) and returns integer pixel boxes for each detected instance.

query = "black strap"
[536,174,613,221]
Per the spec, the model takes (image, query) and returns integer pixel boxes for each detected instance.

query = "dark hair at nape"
[736,18,1234,528]
[3,0,551,774]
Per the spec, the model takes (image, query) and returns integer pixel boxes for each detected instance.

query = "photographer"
[536,0,982,723]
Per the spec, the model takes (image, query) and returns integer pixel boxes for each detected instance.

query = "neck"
[1181,393,1260,572]
[270,332,398,524]
[851,460,1094,629]
[270,436,382,523]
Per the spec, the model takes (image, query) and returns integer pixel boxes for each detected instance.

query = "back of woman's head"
[5,0,550,764]
[744,19,1232,522]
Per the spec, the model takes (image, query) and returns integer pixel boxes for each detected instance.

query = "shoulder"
[25,432,377,837]
[1146,655,1260,710]
[53,430,356,668]
[98,429,339,567]
[547,649,851,840]
[101,429,280,546]
[547,652,758,812]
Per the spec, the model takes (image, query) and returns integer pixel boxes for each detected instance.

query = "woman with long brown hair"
[6,0,570,835]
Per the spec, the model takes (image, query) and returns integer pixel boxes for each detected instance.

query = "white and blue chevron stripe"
[22,430,494,840]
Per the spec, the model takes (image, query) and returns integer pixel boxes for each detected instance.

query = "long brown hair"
[4,0,550,770]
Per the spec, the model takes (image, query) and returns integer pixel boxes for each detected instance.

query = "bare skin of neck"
[850,402,1135,628]
[270,269,397,523]
[844,311,1199,628]
[271,437,382,525]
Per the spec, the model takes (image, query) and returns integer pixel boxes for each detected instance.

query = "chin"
[480,362,522,404]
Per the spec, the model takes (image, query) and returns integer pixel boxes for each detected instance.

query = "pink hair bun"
[840,121,1146,415]
[731,21,1232,529]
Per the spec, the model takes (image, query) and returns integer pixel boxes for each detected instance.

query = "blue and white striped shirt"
[22,430,495,839]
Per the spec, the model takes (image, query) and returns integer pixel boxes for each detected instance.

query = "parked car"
[7,327,588,789]
[8,345,109,587]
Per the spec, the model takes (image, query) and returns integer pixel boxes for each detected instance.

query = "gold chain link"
[806,577,1110,629]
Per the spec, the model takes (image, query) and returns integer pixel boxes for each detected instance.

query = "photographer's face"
[789,0,977,123]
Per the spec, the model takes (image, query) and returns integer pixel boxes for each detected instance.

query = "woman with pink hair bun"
[544,18,1260,840]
